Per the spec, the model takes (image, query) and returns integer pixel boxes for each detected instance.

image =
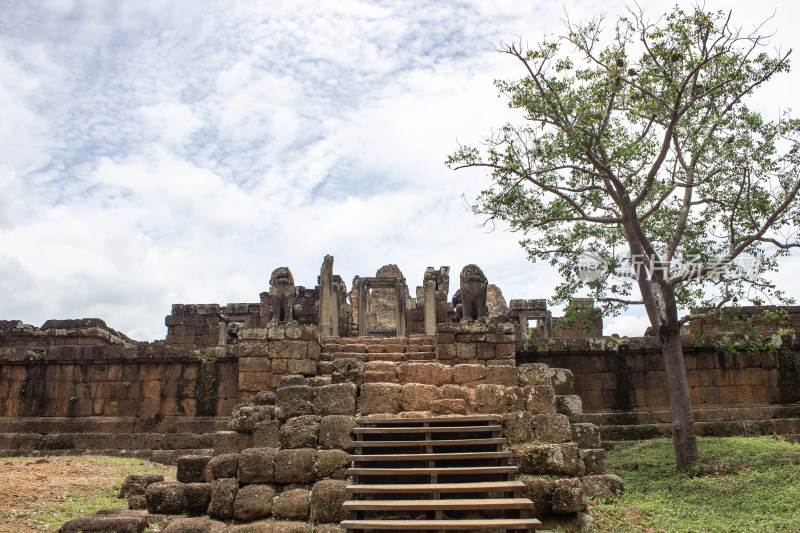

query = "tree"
[447,6,800,470]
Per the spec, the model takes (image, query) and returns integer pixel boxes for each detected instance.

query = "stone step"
[581,404,800,426]
[342,498,534,511]
[341,518,541,531]
[322,352,435,362]
[346,480,525,495]
[599,417,800,443]
[0,416,230,434]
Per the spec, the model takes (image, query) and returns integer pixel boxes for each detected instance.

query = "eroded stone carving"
[269,267,296,322]
[458,264,488,320]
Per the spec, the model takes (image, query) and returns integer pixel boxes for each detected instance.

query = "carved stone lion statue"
[269,267,296,322]
[458,264,488,320]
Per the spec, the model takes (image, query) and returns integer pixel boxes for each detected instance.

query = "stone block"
[520,477,553,517]
[310,479,348,523]
[522,384,557,414]
[452,364,486,385]
[473,384,523,413]
[145,482,185,515]
[177,455,211,484]
[315,449,350,479]
[228,521,311,533]
[238,447,277,484]
[475,342,496,360]
[119,474,164,498]
[288,358,317,375]
[205,453,239,482]
[319,415,356,450]
[487,365,518,386]
[551,367,575,394]
[233,484,276,522]
[555,395,583,422]
[162,517,227,533]
[456,343,476,359]
[275,448,317,484]
[401,383,440,412]
[275,386,313,420]
[571,423,601,449]
[279,415,321,449]
[551,478,585,513]
[253,420,281,448]
[58,516,148,533]
[331,358,364,385]
[581,474,624,501]
[532,413,572,443]
[279,374,307,387]
[518,363,553,387]
[397,362,452,386]
[183,483,212,516]
[436,343,457,361]
[313,383,357,416]
[273,487,310,520]
[359,383,401,415]
[208,478,238,520]
[430,398,467,415]
[269,340,307,359]
[502,411,534,444]
[511,443,581,476]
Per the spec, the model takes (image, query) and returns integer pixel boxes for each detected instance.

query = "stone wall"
[434,319,516,366]
[517,334,800,413]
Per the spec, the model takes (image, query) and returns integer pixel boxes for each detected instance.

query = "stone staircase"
[341,415,541,531]
[321,336,436,362]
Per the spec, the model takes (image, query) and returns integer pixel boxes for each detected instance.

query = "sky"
[2,0,800,341]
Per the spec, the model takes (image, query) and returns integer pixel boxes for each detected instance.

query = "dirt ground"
[0,456,173,532]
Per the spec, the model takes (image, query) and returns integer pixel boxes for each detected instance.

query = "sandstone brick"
[208,478,238,519]
[518,363,553,387]
[397,362,452,386]
[205,453,239,482]
[279,415,321,449]
[571,423,601,449]
[145,482,185,515]
[533,413,572,443]
[581,474,624,501]
[551,478,585,513]
[162,518,227,533]
[253,420,281,448]
[319,415,355,450]
[177,455,211,484]
[274,448,317,484]
[456,343,476,359]
[313,383,357,416]
[275,385,313,420]
[511,443,581,476]
[502,411,534,444]
[238,447,277,484]
[315,449,350,479]
[487,365,518,386]
[452,364,486,385]
[522,384,557,414]
[233,484,276,522]
[359,383,401,415]
[580,449,607,476]
[273,488,310,520]
[473,384,523,413]
[288,358,317,375]
[183,483,212,516]
[430,398,467,415]
[401,383,440,412]
[310,479,348,523]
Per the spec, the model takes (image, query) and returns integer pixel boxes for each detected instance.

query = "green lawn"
[593,436,800,532]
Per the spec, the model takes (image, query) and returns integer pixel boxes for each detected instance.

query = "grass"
[0,455,175,532]
[593,436,800,532]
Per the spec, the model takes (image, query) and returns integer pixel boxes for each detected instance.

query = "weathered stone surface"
[229,404,274,432]
[551,367,575,395]
[119,474,164,498]
[539,513,593,533]
[522,384,557,414]
[319,415,355,450]
[314,525,345,533]
[254,390,276,405]
[473,384,523,413]
[330,358,363,385]
[208,478,238,519]
[233,484,276,521]
[145,482,185,515]
[182,483,211,516]
[228,521,310,533]
[580,448,606,475]
[279,415,321,449]
[58,516,147,533]
[162,517,227,533]
[520,477,553,517]
[551,478,586,513]
[176,456,211,484]
[273,488,310,520]
[397,362,451,386]
[315,449,350,479]
[313,383,357,416]
[430,398,467,414]
[310,479,348,523]
[532,413,572,443]
[205,453,239,482]
[128,495,146,510]
[502,411,534,444]
[487,365,518,386]
[253,420,281,448]
[274,448,317,484]
[571,423,601,449]
[279,374,307,387]
[238,447,277,484]
[401,383,440,411]
[451,364,486,385]
[511,443,582,476]
[581,474,625,501]
[275,386,313,420]
[556,395,583,421]
[359,383,401,414]
[518,363,553,387]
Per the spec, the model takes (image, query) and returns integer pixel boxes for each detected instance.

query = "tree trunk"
[660,328,699,470]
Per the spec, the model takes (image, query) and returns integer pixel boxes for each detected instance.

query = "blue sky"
[2,0,800,341]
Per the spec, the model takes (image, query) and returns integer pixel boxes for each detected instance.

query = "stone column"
[424,279,436,335]
[318,255,334,338]
[357,279,368,337]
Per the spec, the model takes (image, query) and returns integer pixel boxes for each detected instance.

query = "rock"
[145,482,185,515]
[228,521,310,533]
[473,384,523,413]
[275,386,313,420]
[511,443,582,476]
[279,415,321,449]
[313,383,357,416]
[58,516,147,533]
[571,423,601,449]
[233,484,277,521]
[551,368,575,395]
[238,447,277,484]
[532,413,572,443]
[580,448,606,475]
[273,488,310,520]
[581,474,625,501]
[128,495,146,510]
[502,411,534,444]
[522,385,557,414]
[551,478,586,513]
[359,383,401,415]
[274,448,317,484]
[310,479,348,522]
[315,449,349,479]
[162,517,228,533]
[318,415,355,451]
[330,358,363,385]
[397,363,452,386]
[205,453,239,482]
[208,478,238,519]
[118,474,164,498]
[520,477,552,516]
[400,383,440,412]
[279,374,307,387]
[229,404,274,432]
[517,363,553,387]
[254,390,276,406]
[182,483,211,516]
[451,364,486,386]
[556,395,583,422]
[176,456,211,484]
[253,419,281,448]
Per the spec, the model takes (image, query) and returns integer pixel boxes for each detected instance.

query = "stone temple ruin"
[1,255,800,532]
